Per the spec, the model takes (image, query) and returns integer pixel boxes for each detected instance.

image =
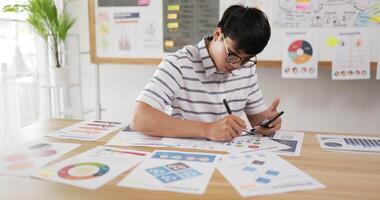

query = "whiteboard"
[88,0,380,64]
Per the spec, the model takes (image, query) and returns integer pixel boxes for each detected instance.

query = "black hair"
[217,5,271,56]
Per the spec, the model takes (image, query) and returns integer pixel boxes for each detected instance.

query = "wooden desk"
[1,119,379,200]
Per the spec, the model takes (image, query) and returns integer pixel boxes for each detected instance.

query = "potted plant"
[3,0,76,85]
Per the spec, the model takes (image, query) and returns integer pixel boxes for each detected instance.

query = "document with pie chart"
[33,146,149,190]
[0,141,80,177]
[282,31,318,79]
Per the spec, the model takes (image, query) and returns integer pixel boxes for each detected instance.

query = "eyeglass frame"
[221,33,257,67]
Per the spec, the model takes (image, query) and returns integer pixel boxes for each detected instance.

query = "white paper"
[33,146,149,190]
[271,131,304,156]
[0,141,80,176]
[317,134,380,153]
[332,30,370,80]
[106,131,175,147]
[118,150,219,194]
[106,131,288,153]
[47,120,126,141]
[217,152,325,197]
[282,31,318,79]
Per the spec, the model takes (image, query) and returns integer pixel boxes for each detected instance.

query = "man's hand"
[254,97,282,136]
[204,115,246,141]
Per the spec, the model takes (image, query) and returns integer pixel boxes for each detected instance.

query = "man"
[131,5,281,141]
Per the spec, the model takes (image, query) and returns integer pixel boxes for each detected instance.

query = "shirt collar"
[197,35,241,77]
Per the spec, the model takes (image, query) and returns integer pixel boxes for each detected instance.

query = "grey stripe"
[181,82,256,95]
[171,112,186,119]
[185,48,193,57]
[157,68,181,89]
[245,101,265,110]
[144,89,167,105]
[204,66,215,70]
[152,76,175,95]
[172,106,245,115]
[201,55,211,60]
[172,55,202,63]
[176,97,246,105]
[248,87,260,96]
[246,97,263,106]
[164,59,182,76]
[182,73,256,84]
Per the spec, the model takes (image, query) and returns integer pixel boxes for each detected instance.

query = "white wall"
[67,1,380,135]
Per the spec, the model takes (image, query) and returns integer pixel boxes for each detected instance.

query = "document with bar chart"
[317,134,380,153]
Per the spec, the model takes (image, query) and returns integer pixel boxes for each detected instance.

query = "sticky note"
[167,13,178,20]
[326,37,339,47]
[137,0,149,6]
[165,40,174,48]
[370,16,380,23]
[167,22,179,29]
[168,5,180,11]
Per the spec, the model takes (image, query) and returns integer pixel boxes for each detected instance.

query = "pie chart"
[288,40,313,64]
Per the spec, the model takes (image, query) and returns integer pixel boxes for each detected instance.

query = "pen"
[223,99,254,135]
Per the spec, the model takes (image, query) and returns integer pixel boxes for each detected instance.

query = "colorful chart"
[288,40,313,64]
[58,162,110,180]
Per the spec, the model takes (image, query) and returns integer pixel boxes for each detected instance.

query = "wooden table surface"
[0,119,379,200]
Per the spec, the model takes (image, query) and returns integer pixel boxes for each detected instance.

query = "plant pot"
[50,67,70,86]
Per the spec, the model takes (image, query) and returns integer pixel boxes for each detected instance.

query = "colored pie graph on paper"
[58,162,110,180]
[288,40,313,64]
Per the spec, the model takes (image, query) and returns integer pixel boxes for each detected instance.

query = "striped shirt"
[137,36,267,122]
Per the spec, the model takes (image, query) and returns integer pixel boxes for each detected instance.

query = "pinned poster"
[332,30,370,80]
[282,31,318,79]
[33,146,149,190]
[118,150,219,194]
[0,141,80,176]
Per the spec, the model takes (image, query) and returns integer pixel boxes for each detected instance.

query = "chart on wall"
[162,0,219,52]
[282,31,318,79]
[273,0,380,28]
[95,0,163,58]
[331,30,370,80]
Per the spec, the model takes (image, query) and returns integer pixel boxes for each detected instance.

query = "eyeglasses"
[222,33,257,67]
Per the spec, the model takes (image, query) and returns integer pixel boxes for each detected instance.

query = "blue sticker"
[152,151,216,162]
[156,173,182,183]
[256,177,271,184]
[266,170,279,176]
[145,166,170,176]
[176,168,202,179]
[243,166,257,172]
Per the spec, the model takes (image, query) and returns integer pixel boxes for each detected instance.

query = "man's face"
[212,30,254,74]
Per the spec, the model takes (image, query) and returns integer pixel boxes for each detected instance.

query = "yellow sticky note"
[167,5,180,11]
[326,37,339,48]
[167,22,179,29]
[167,13,178,20]
[165,40,174,48]
[370,16,380,23]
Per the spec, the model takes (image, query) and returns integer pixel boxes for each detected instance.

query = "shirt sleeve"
[244,68,267,115]
[136,57,183,111]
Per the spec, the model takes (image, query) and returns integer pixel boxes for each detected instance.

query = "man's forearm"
[131,102,210,139]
